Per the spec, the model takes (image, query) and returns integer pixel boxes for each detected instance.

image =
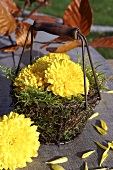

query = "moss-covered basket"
[9,52,103,144]
[10,86,99,144]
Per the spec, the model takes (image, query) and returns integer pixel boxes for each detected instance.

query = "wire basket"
[10,21,101,144]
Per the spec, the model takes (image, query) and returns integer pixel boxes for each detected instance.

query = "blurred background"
[15,0,113,59]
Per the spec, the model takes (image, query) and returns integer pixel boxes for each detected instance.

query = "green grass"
[15,0,113,26]
[14,0,113,59]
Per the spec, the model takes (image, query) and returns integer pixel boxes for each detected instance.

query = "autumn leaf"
[37,0,51,6]
[29,14,57,22]
[40,36,72,49]
[15,22,37,48]
[89,36,113,49]
[0,2,17,36]
[0,0,21,17]
[62,0,92,36]
[0,45,19,53]
[20,0,51,6]
[46,157,68,164]
[46,40,82,53]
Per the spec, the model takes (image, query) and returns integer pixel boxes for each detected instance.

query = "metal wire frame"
[16,22,101,109]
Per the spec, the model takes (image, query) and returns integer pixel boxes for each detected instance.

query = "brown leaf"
[29,14,57,22]
[0,2,17,36]
[0,45,19,52]
[0,0,21,17]
[20,0,51,6]
[37,0,51,6]
[62,0,92,36]
[89,36,113,49]
[40,36,73,49]
[15,22,37,47]
[46,40,82,53]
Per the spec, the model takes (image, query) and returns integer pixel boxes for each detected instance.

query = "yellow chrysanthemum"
[45,57,89,98]
[13,53,89,98]
[0,112,40,170]
[13,53,70,92]
[13,63,44,91]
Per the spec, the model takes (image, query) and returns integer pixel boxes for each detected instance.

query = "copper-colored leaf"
[37,0,51,6]
[30,14,57,22]
[0,45,19,52]
[89,36,113,49]
[15,22,37,47]
[0,0,21,17]
[40,36,73,49]
[62,0,92,36]
[46,40,82,53]
[20,0,51,6]
[0,2,17,36]
[54,36,73,43]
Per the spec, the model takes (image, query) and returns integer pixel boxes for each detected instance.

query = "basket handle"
[16,21,101,109]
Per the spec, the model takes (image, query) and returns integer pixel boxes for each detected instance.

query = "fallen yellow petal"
[104,90,113,94]
[109,141,113,149]
[100,143,111,166]
[100,119,108,130]
[95,168,107,170]
[84,162,88,170]
[100,152,108,166]
[94,141,107,150]
[46,157,68,164]
[88,112,99,120]
[94,125,107,136]
[51,164,65,170]
[82,150,95,158]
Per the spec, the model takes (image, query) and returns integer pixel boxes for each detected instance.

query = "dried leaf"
[89,36,113,49]
[84,162,88,170]
[0,2,17,36]
[100,120,108,131]
[0,0,21,17]
[20,0,37,6]
[94,125,107,136]
[51,164,65,170]
[37,0,51,6]
[40,36,72,49]
[94,141,107,150]
[47,40,82,53]
[82,150,95,158]
[46,157,68,164]
[62,0,92,36]
[30,14,57,22]
[88,112,99,120]
[15,22,36,47]
[0,45,19,52]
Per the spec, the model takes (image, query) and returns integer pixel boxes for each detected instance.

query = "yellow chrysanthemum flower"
[13,63,44,91]
[0,112,40,170]
[45,57,89,98]
[13,53,89,98]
